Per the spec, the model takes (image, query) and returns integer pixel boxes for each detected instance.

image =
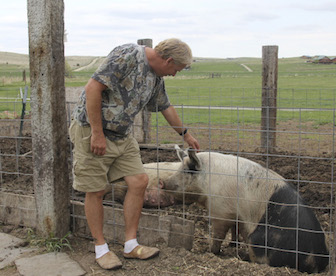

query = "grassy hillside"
[0,51,335,125]
[66,56,105,70]
[0,52,29,67]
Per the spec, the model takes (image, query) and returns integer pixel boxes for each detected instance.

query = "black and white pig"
[163,147,329,273]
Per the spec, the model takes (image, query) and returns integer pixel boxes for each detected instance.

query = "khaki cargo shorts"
[69,120,145,192]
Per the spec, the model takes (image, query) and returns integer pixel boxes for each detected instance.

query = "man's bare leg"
[123,173,148,241]
[85,189,122,269]
[85,190,106,245]
[123,173,160,260]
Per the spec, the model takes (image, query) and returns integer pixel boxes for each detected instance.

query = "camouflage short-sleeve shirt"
[72,43,171,141]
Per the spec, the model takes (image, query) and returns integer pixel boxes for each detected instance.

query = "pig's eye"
[186,162,200,173]
[184,168,198,175]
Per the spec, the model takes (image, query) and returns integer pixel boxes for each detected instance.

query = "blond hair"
[154,38,193,66]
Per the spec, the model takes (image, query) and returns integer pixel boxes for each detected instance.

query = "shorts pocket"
[73,159,88,177]
[69,120,76,144]
[130,137,141,154]
[78,125,92,154]
[80,125,92,141]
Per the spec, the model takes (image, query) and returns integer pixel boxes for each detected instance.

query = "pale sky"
[1,0,335,58]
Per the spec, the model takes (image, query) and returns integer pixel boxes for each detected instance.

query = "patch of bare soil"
[0,224,329,276]
[0,120,334,275]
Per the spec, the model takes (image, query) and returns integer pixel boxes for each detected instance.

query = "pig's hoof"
[229,241,238,247]
[211,244,221,254]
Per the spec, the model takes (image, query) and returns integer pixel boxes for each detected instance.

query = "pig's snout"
[143,180,175,207]
[162,179,179,191]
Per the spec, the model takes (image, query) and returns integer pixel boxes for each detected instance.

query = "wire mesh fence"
[0,86,335,273]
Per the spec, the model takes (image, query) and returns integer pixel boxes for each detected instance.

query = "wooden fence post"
[137,39,153,48]
[133,38,152,144]
[27,0,70,237]
[261,45,278,153]
[22,70,26,83]
[333,169,336,275]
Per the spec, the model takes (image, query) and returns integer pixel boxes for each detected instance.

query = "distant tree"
[65,60,73,77]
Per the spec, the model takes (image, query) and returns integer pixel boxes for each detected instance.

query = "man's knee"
[136,173,149,190]
[125,173,149,191]
[141,173,149,184]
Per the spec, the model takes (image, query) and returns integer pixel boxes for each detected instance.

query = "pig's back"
[197,152,287,231]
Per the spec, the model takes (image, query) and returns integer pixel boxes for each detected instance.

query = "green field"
[0,52,335,125]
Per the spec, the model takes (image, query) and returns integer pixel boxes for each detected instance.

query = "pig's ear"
[187,149,202,171]
[175,144,187,161]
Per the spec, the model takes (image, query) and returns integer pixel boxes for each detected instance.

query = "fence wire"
[0,87,335,273]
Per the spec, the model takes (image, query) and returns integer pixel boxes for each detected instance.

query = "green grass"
[27,228,73,252]
[152,107,335,127]
[0,56,335,125]
[165,86,335,110]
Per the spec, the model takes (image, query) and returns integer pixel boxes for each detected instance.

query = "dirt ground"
[0,119,334,275]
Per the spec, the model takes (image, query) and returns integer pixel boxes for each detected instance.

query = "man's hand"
[161,106,201,151]
[85,78,108,156]
[90,132,106,156]
[184,133,200,151]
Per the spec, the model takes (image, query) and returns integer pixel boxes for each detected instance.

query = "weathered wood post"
[133,38,152,144]
[22,69,26,83]
[333,138,336,276]
[261,45,278,153]
[333,237,336,275]
[27,0,70,237]
[137,39,152,48]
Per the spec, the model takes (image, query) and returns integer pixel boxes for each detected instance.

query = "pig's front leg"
[211,218,231,254]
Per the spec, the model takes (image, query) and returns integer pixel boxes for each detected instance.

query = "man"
[69,38,200,270]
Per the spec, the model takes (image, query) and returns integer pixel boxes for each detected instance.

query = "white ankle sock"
[124,239,139,253]
[95,243,109,259]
